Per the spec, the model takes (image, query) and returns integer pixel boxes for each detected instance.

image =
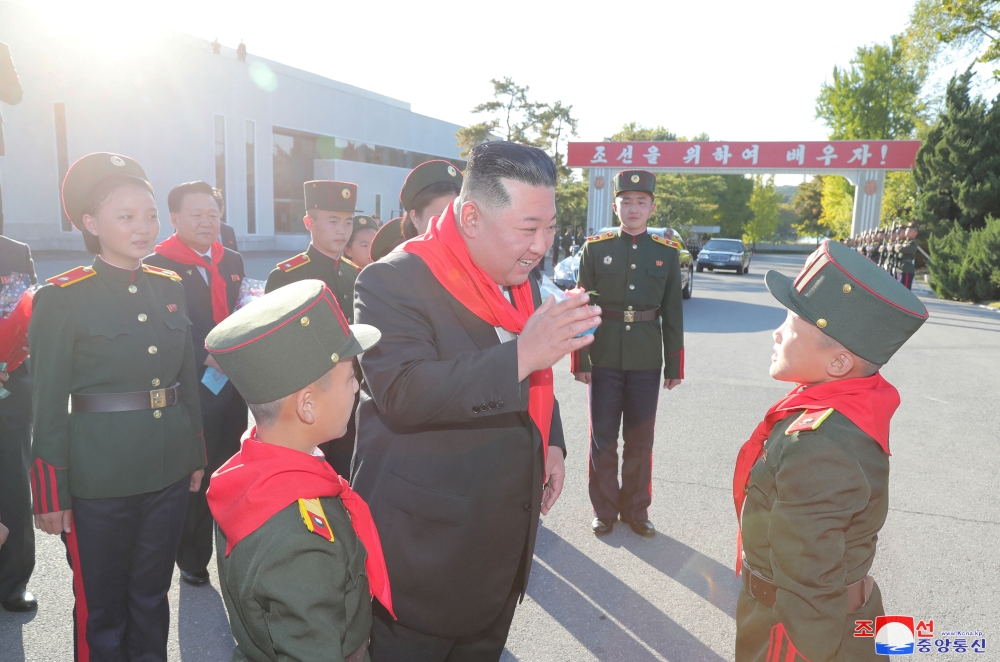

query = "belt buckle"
[623,310,635,323]
[150,388,167,409]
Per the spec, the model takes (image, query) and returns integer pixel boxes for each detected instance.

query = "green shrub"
[929,217,1000,301]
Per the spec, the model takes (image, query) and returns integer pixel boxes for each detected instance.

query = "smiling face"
[82,184,160,267]
[459,179,557,287]
[171,191,221,254]
[304,209,354,257]
[613,191,655,233]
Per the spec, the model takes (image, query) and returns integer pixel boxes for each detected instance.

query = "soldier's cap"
[304,181,362,213]
[368,216,407,263]
[205,280,380,404]
[765,240,928,365]
[62,153,149,231]
[400,160,462,211]
[613,169,656,197]
[352,214,381,231]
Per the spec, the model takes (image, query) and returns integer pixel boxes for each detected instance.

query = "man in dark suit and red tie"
[353,141,603,661]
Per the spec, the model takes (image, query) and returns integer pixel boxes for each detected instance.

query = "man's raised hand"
[517,291,601,382]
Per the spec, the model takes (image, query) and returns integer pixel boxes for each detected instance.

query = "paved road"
[3,252,997,661]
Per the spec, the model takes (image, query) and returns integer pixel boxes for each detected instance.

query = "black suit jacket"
[144,247,245,417]
[352,251,566,639]
[0,42,24,156]
[0,235,34,428]
[219,222,239,252]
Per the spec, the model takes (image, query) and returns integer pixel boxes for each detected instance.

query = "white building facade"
[0,1,464,250]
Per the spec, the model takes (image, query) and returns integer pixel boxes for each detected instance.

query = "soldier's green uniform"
[735,240,928,661]
[896,226,918,289]
[572,170,684,536]
[29,152,204,661]
[265,181,362,323]
[205,279,389,662]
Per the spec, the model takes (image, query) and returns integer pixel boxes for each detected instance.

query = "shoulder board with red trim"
[277,252,310,272]
[46,265,96,287]
[298,498,334,542]
[142,264,183,281]
[340,257,359,271]
[652,233,683,250]
[785,408,835,435]
[587,232,616,243]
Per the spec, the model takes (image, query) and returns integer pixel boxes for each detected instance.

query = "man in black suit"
[353,142,602,661]
[0,234,36,612]
[0,42,24,236]
[145,181,247,587]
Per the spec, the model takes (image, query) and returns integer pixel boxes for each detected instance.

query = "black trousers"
[0,417,33,602]
[64,477,189,662]
[175,404,245,574]
[588,367,661,522]
[369,554,526,662]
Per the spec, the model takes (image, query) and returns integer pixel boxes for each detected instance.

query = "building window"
[272,127,463,235]
[214,114,226,209]
[54,103,70,231]
[375,194,381,220]
[246,120,256,234]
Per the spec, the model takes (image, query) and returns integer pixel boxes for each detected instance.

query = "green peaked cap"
[765,240,928,365]
[304,180,362,213]
[613,169,656,196]
[399,160,462,211]
[205,280,380,404]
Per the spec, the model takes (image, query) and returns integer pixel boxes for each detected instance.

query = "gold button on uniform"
[843,284,853,293]
[630,264,636,270]
[331,353,340,363]
[300,316,310,327]
[128,285,138,293]
[153,410,162,419]
[632,244,637,250]
[816,319,828,329]
[138,314,147,322]
[629,284,635,290]
[627,305,633,311]
[625,325,631,331]
[148,346,158,354]
[151,378,160,387]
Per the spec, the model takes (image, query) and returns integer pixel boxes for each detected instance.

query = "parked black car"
[552,227,694,299]
[695,238,751,274]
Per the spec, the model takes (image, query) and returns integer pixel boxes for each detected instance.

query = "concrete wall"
[0,1,462,250]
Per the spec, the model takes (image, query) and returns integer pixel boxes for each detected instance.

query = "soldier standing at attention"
[572,170,685,537]
[734,240,927,661]
[266,181,361,477]
[144,181,247,587]
[205,280,392,662]
[896,223,919,290]
[368,160,463,262]
[29,154,205,661]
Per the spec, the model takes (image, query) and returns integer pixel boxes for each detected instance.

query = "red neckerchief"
[153,235,229,323]
[732,373,899,574]
[401,204,554,470]
[207,430,394,617]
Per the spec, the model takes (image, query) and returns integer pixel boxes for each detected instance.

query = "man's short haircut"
[457,141,557,211]
[248,397,285,428]
[167,181,223,214]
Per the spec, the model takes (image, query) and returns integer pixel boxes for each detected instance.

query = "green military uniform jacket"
[897,239,917,275]
[736,410,888,662]
[216,498,372,662]
[265,244,359,322]
[29,258,204,509]
[572,228,684,379]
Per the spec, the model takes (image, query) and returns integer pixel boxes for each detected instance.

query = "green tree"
[456,77,539,155]
[534,101,578,170]
[793,176,826,239]
[716,175,754,238]
[816,35,926,140]
[881,171,919,226]
[744,175,782,246]
[607,123,677,142]
[819,176,855,239]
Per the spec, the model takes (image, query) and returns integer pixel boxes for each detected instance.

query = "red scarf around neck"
[402,204,554,469]
[154,235,229,323]
[207,430,394,617]
[732,372,899,574]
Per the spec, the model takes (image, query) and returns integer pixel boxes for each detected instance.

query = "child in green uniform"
[734,239,928,661]
[205,279,393,662]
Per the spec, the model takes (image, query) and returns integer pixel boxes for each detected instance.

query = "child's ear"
[828,351,854,378]
[296,387,315,425]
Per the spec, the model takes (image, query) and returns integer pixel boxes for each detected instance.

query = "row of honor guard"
[845,223,919,290]
[18,149,464,661]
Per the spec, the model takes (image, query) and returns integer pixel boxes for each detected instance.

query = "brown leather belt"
[345,638,369,662]
[71,383,180,413]
[742,562,873,613]
[602,307,660,323]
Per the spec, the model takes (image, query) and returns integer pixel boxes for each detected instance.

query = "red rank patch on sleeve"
[167,304,177,312]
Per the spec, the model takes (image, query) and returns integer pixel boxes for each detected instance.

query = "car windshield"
[703,239,743,252]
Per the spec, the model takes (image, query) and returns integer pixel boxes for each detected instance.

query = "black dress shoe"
[2,590,37,612]
[624,519,656,537]
[591,517,615,535]
[180,569,210,586]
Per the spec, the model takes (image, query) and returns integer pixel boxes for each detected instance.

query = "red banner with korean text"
[566,141,920,170]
